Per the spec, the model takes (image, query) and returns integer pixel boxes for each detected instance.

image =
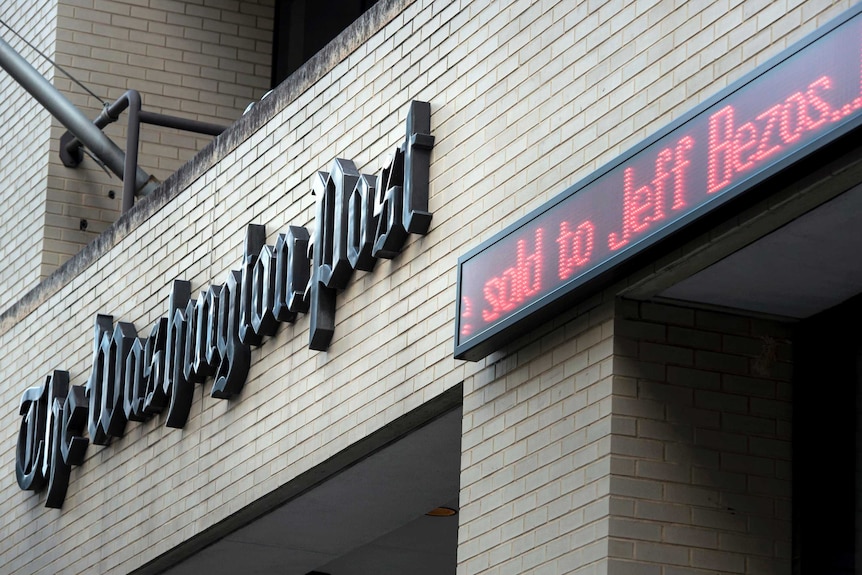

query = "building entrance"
[794,295,862,574]
[148,404,462,575]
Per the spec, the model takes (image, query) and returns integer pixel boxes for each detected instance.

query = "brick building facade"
[1,1,859,574]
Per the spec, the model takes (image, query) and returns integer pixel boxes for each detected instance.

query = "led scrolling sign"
[455,7,862,361]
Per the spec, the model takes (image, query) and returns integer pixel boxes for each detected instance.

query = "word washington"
[15,101,434,509]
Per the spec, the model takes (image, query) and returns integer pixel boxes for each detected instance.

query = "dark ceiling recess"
[272,0,376,87]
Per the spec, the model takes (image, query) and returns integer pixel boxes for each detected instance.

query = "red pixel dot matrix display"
[455,6,862,361]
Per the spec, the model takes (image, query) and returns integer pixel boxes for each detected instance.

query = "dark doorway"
[794,294,862,573]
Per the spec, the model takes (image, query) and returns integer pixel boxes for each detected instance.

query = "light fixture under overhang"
[426,506,458,517]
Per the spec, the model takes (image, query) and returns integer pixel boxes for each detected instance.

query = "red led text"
[557,220,595,280]
[708,75,862,194]
[482,228,544,322]
[608,135,694,250]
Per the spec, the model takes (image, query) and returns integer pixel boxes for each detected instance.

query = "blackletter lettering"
[86,314,113,446]
[100,322,137,438]
[60,385,88,467]
[348,174,378,271]
[239,224,266,346]
[212,270,251,398]
[274,226,310,322]
[16,37,862,501]
[402,100,435,234]
[252,245,279,337]
[166,307,192,428]
[44,371,70,509]
[199,285,221,376]
[143,318,168,414]
[319,159,360,289]
[16,382,48,491]
[184,298,205,385]
[124,337,148,422]
[309,172,337,350]
[15,370,81,508]
[163,280,192,427]
[372,148,407,259]
[14,100,437,509]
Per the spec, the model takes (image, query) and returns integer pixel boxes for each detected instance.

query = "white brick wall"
[0,0,56,308]
[43,0,274,276]
[459,297,793,575]
[0,0,855,573]
[460,299,616,575]
[0,0,274,307]
[610,301,793,574]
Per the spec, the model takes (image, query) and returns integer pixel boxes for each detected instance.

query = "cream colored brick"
[0,1,856,573]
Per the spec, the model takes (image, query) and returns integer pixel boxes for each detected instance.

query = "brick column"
[459,301,616,575]
[609,300,792,574]
[458,299,792,574]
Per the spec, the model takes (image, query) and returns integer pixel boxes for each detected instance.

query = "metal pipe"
[60,100,226,211]
[63,109,227,161]
[138,111,226,136]
[0,36,156,195]
[85,90,143,212]
[119,90,141,213]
